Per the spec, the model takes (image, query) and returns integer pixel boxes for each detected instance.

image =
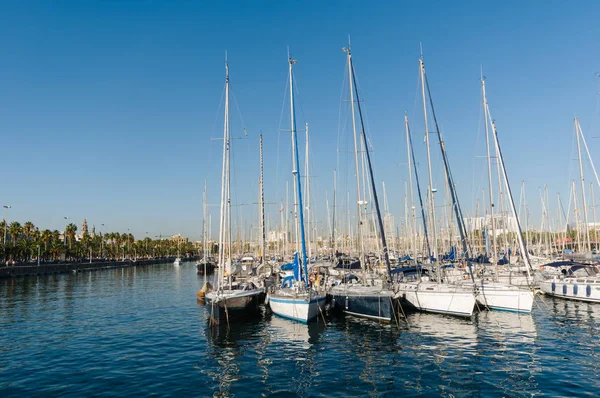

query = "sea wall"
[0,257,197,279]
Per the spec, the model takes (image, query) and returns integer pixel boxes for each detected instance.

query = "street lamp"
[3,205,11,264]
[63,216,69,246]
[101,224,106,258]
[3,205,11,246]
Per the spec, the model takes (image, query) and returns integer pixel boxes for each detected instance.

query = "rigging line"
[211,84,227,139]
[229,87,247,133]
[472,84,485,214]
[336,60,348,185]
[275,72,291,208]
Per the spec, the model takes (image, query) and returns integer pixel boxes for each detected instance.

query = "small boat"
[539,263,600,303]
[173,257,181,266]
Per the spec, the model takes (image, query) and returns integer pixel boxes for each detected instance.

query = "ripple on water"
[1,266,600,396]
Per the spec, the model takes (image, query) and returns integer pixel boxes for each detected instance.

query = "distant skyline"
[1,1,599,241]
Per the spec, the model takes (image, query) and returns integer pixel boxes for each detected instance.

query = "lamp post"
[63,216,69,245]
[3,205,11,263]
[101,224,106,258]
[37,245,40,266]
[3,205,11,246]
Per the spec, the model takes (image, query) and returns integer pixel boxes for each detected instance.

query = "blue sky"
[1,0,599,240]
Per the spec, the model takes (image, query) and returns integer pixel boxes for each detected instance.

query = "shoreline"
[0,256,197,279]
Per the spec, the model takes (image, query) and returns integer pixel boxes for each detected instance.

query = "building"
[463,212,519,237]
[170,233,188,245]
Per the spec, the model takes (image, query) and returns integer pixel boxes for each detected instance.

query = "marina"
[1,261,599,396]
[2,1,600,396]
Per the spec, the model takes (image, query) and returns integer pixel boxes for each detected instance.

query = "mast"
[259,134,266,264]
[288,53,309,286]
[332,170,337,254]
[217,59,231,291]
[575,118,591,252]
[486,99,533,277]
[305,122,312,259]
[346,44,393,279]
[203,180,208,263]
[422,59,474,281]
[419,58,439,272]
[285,181,289,259]
[344,44,366,275]
[406,114,432,261]
[482,79,498,264]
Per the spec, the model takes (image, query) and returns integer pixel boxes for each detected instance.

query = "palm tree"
[65,223,77,249]
[8,222,22,248]
[41,229,52,251]
[23,221,35,240]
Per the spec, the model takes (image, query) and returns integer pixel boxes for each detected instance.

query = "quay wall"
[0,257,197,279]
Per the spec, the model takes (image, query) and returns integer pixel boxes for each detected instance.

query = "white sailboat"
[267,53,326,323]
[472,76,534,313]
[205,58,265,325]
[394,55,475,317]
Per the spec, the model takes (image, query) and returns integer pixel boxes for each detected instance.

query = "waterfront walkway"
[0,257,195,279]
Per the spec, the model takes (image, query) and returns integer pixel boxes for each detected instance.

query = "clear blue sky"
[1,0,599,240]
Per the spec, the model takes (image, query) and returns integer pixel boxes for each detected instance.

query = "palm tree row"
[0,220,199,265]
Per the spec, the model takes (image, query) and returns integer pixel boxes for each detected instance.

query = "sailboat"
[470,76,534,313]
[539,119,600,302]
[267,53,326,323]
[205,58,265,325]
[197,181,216,275]
[394,55,476,317]
[328,44,397,323]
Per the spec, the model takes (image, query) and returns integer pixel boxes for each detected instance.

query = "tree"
[41,229,52,251]
[65,223,77,249]
[23,221,35,240]
[8,222,22,247]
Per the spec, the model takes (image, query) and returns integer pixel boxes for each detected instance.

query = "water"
[1,262,599,397]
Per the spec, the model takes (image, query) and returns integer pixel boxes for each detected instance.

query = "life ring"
[309,274,316,285]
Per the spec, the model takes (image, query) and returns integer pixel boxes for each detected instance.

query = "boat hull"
[268,290,326,323]
[475,282,534,313]
[396,282,475,317]
[540,278,600,303]
[328,286,396,323]
[197,262,216,274]
[205,290,266,325]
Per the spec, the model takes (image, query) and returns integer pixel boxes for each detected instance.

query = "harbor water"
[1,262,599,397]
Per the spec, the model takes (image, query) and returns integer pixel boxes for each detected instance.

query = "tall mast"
[288,53,309,286]
[259,134,266,264]
[305,122,312,259]
[486,102,533,277]
[419,57,439,269]
[575,118,591,252]
[481,79,498,263]
[203,180,208,262]
[332,170,337,253]
[217,59,231,291]
[406,114,432,260]
[346,43,392,279]
[344,44,366,272]
[422,58,474,281]
[404,114,418,264]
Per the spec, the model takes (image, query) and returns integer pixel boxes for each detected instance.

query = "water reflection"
[2,263,600,396]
